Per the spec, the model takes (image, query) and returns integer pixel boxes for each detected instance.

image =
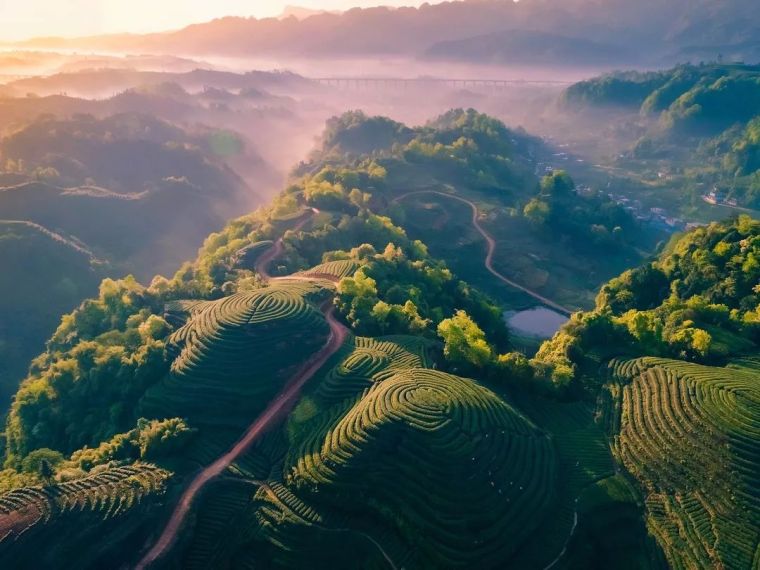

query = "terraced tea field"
[140,279,332,428]
[0,464,171,566]
[608,357,760,570]
[295,259,359,281]
[286,367,557,567]
[505,397,618,569]
[169,334,560,568]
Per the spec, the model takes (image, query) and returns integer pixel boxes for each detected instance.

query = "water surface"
[505,307,569,338]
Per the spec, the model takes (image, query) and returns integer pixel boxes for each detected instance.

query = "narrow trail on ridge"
[0,219,103,263]
[393,190,573,316]
[136,213,349,569]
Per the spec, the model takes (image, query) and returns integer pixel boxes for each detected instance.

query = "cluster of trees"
[302,162,385,212]
[563,63,760,122]
[523,171,635,249]
[663,72,760,135]
[0,417,193,491]
[63,417,194,475]
[311,111,413,160]
[401,109,537,194]
[335,242,508,346]
[5,277,173,466]
[561,69,674,109]
[533,216,760,390]
[437,310,534,383]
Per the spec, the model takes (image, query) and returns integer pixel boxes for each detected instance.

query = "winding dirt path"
[392,190,573,316]
[136,215,348,569]
[254,214,312,280]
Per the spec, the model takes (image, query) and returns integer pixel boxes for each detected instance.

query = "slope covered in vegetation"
[562,63,760,209]
[605,357,759,569]
[536,216,760,567]
[0,112,264,412]
[0,109,756,569]
[0,221,102,408]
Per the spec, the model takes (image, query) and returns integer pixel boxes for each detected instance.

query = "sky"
[0,0,439,41]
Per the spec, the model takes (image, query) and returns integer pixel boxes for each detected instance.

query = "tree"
[494,352,534,383]
[437,310,493,369]
[524,198,551,225]
[38,459,55,486]
[540,170,575,196]
[20,448,64,484]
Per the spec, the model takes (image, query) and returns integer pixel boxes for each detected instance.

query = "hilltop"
[556,63,760,214]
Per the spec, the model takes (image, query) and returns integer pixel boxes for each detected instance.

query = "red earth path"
[136,222,348,569]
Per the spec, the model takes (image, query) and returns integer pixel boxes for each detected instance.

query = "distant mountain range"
[425,29,635,66]
[6,0,760,66]
[278,5,340,20]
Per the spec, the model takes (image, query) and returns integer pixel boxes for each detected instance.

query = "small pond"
[504,307,569,339]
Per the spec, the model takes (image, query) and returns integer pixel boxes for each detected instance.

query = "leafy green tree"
[524,198,551,224]
[437,310,493,369]
[20,448,64,480]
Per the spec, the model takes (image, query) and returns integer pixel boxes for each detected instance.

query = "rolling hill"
[0,221,102,408]
[561,63,760,209]
[0,109,756,569]
[0,112,265,409]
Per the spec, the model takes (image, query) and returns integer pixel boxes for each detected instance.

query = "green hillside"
[0,109,757,569]
[140,280,333,428]
[534,216,760,567]
[606,357,760,569]
[0,112,264,412]
[170,335,558,569]
[562,63,760,209]
[0,221,102,408]
[0,463,171,567]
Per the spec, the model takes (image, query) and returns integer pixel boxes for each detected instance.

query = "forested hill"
[562,63,760,131]
[0,112,262,410]
[561,63,760,209]
[0,109,756,569]
[533,215,760,569]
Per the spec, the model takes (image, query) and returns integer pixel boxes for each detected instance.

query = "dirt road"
[136,218,347,568]
[393,190,573,316]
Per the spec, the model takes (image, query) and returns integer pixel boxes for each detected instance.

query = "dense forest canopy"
[563,63,760,209]
[535,215,760,389]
